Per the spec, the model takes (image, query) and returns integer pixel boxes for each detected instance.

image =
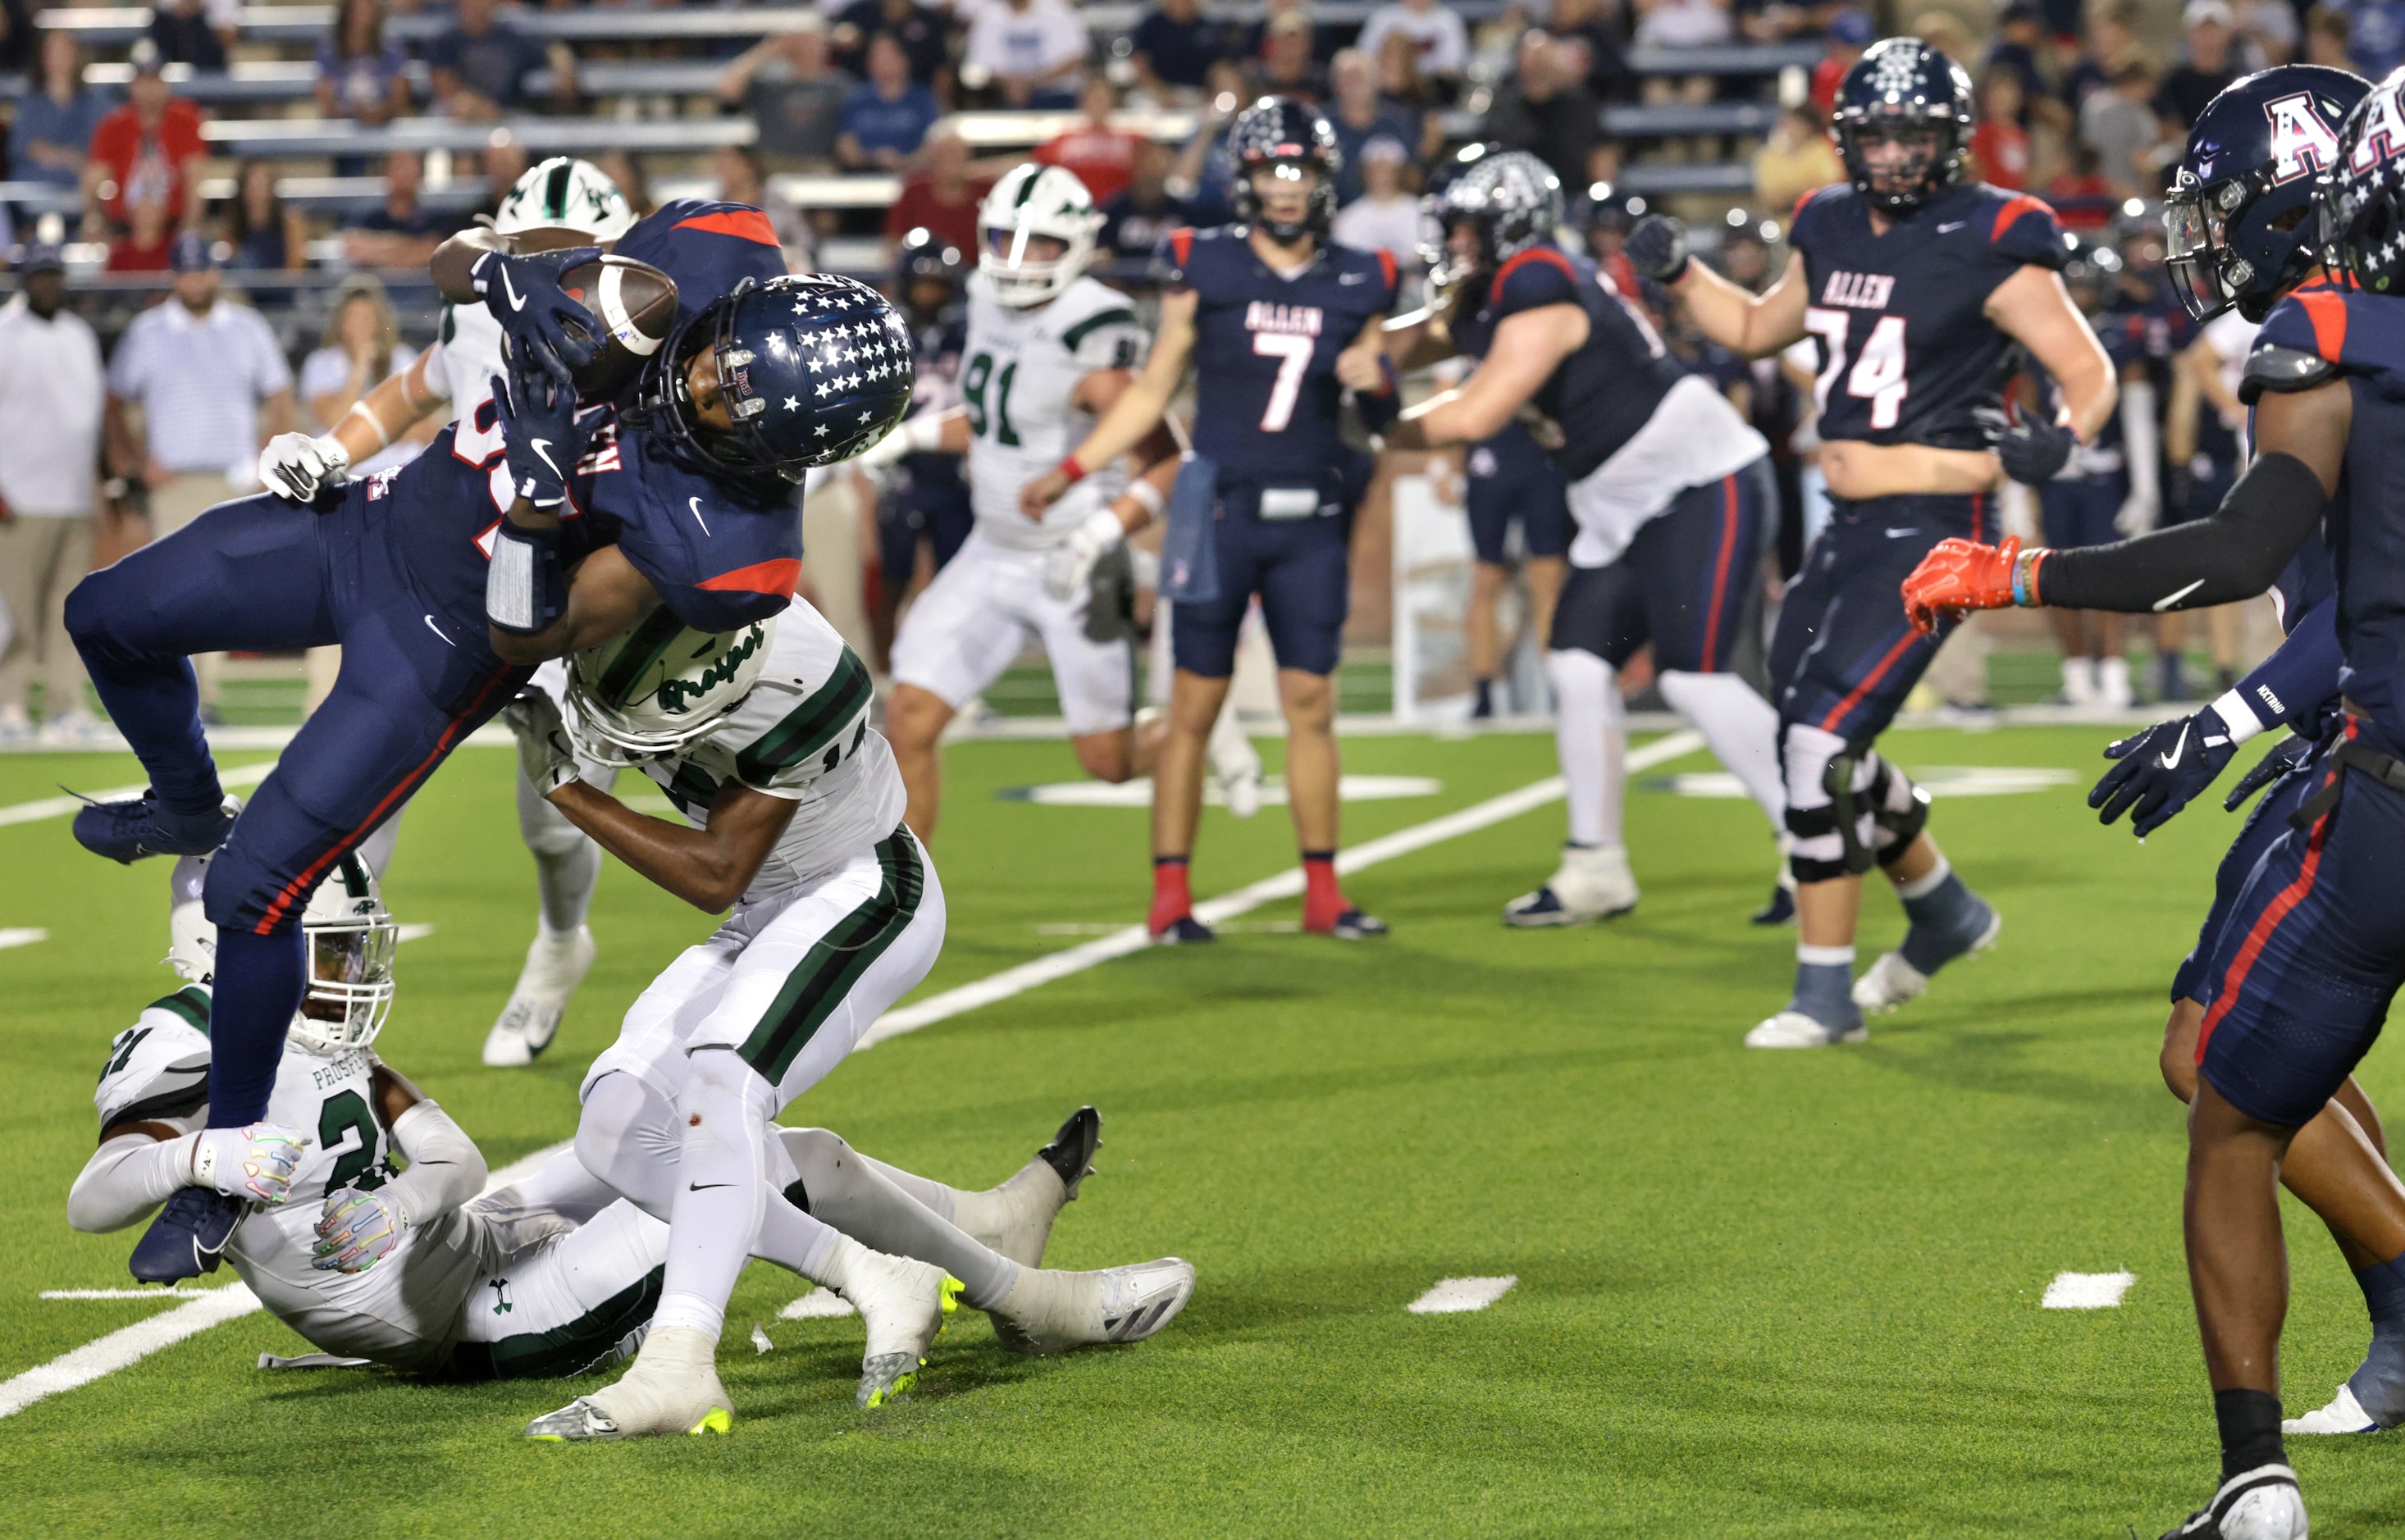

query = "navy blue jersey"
[2037,320,2138,487]
[901,307,967,504]
[1791,181,2069,452]
[1161,226,1398,481]
[390,198,803,635]
[1452,245,1687,484]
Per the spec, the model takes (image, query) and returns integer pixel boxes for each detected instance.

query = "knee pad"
[1864,757,1930,866]
[1780,722,1855,883]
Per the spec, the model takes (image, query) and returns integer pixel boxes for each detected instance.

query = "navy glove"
[491,358,591,510]
[2090,707,2241,836]
[1976,406,2079,485]
[1624,215,1691,284]
[470,245,601,390]
[2224,731,2314,813]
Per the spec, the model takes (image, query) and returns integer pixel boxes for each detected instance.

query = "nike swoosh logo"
[687,1182,734,1191]
[2153,578,2206,612]
[2157,722,2189,769]
[687,496,711,535]
[500,266,527,312]
[423,615,454,647]
[1937,221,1967,232]
[529,439,560,477]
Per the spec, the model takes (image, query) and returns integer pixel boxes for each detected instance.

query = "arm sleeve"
[379,1100,487,1228]
[2036,450,2327,613]
[68,1132,196,1234]
[2222,595,2342,739]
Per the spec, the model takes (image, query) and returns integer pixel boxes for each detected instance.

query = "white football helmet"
[163,849,398,1054]
[978,164,1102,308]
[495,156,638,243]
[564,613,778,766]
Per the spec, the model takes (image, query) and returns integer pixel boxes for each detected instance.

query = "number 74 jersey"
[1791,180,2070,453]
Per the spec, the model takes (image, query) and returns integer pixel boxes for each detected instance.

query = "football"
[554,253,679,396]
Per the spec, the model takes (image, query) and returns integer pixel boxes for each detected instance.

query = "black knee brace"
[1865,759,1931,866]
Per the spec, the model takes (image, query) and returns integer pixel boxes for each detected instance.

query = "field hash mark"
[1408,1276,1519,1314]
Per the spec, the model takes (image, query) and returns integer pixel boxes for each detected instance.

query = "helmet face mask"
[1832,39,1973,217]
[1429,148,1564,290]
[977,165,1101,308]
[289,856,397,1056]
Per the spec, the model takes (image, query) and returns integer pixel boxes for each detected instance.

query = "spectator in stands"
[148,0,234,72]
[1260,11,1329,100]
[1810,8,1873,114]
[1248,0,1335,67]
[1486,30,1601,189]
[722,15,854,170]
[1970,71,2032,189]
[2236,0,2298,66]
[2307,5,2355,69]
[107,198,177,273]
[428,0,573,121]
[1327,48,1422,203]
[299,276,426,480]
[85,42,206,238]
[0,0,34,75]
[884,131,994,254]
[2334,0,2405,77]
[831,0,954,92]
[2060,2,2138,112]
[1329,135,1418,273]
[225,160,308,271]
[1983,2,2048,111]
[1372,29,1441,116]
[1547,0,1635,103]
[1171,61,1248,222]
[597,150,654,218]
[0,243,107,745]
[11,32,113,191]
[104,231,293,715]
[342,151,449,268]
[838,34,943,171]
[1033,78,1144,203]
[317,0,411,127]
[2156,0,2239,130]
[1636,0,1732,125]
[1356,0,1467,90]
[963,0,1090,109]
[2044,142,2120,230]
[711,145,814,262]
[2081,53,2161,199]
[1098,138,1192,268]
[1753,102,1843,216]
[1132,0,1243,102]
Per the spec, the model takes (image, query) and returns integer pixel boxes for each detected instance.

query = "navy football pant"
[2038,478,2124,551]
[878,482,973,590]
[1172,509,1350,678]
[1465,429,1572,566]
[2172,742,2325,1007]
[1549,461,1769,672]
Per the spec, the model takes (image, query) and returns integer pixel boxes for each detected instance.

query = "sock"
[1791,944,1858,1026]
[75,645,221,813]
[1897,860,1990,974]
[2060,655,2096,703]
[2359,1252,2405,1335]
[1149,855,1192,933]
[1548,649,1624,849]
[2348,1253,2405,1420]
[356,812,404,884]
[2161,649,2188,699]
[535,841,602,936]
[1659,671,1783,830]
[205,925,307,1126]
[2214,1387,2285,1480]
[2097,654,2132,704]
[860,1155,960,1223]
[779,1128,1018,1309]
[1301,850,1345,930]
[1472,677,1495,718]
[652,1050,774,1346]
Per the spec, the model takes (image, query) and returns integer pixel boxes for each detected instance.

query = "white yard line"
[0,762,279,831]
[1407,1276,1518,1314]
[2041,1271,2135,1310]
[0,929,48,950]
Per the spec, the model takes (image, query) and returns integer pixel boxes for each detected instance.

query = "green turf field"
[2,725,2398,1537]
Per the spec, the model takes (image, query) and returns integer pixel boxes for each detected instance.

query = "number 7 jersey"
[1790,180,2070,452]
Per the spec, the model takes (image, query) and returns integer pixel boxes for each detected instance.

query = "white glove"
[190,1123,310,1205]
[1045,508,1126,602]
[504,691,582,799]
[2114,486,2160,538]
[260,432,350,505]
[312,1186,404,1273]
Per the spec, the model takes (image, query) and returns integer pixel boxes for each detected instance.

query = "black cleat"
[1037,1107,1102,1201]
[1751,885,1796,926]
[72,790,235,865]
[1152,916,1215,945]
[130,1187,243,1283]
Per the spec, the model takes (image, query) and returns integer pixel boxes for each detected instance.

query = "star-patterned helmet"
[2167,65,2366,322]
[1832,38,1974,216]
[2322,65,2405,300]
[627,272,918,498]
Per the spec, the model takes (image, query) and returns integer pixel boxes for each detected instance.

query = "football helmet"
[2165,65,2366,321]
[2320,67,2405,297]
[494,156,637,244]
[1431,147,1565,280]
[168,850,398,1053]
[563,611,779,765]
[977,164,1102,308]
[627,273,917,497]
[1229,97,1343,242]
[1832,38,1975,217]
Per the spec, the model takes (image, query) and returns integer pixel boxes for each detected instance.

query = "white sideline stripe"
[859,731,1707,1050]
[0,1139,571,1421]
[1407,1276,1518,1314]
[395,923,437,944]
[779,1288,856,1319]
[0,928,48,950]
[2041,1271,2135,1310]
[0,762,279,830]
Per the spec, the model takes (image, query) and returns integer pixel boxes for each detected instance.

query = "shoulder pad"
[1983,191,2069,269]
[1490,248,1582,317]
[2241,344,2339,403]
[1786,183,1850,247]
[1152,226,1199,287]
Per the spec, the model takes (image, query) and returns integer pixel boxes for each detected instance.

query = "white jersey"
[418,300,507,425]
[1563,373,1770,568]
[641,603,906,904]
[961,271,1148,550]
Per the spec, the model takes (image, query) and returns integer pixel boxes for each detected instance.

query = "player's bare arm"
[1020,289,1196,517]
[543,775,801,913]
[1385,304,1587,450]
[1986,265,2117,443]
[1658,246,1812,358]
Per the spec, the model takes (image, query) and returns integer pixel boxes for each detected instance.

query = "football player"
[1625,38,2118,1046]
[861,228,974,673]
[1377,148,1787,927]
[501,602,1195,1438]
[63,198,915,1284]
[1900,66,2405,1539]
[1020,97,1402,943]
[260,156,640,1072]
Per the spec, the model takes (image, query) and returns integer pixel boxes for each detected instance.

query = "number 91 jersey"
[960,270,1150,549]
[1791,181,2070,452]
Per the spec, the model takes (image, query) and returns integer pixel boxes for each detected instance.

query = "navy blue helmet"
[1832,38,1975,216]
[1228,97,1343,242]
[628,273,915,499]
[2168,65,2367,321]
[2319,67,2405,298]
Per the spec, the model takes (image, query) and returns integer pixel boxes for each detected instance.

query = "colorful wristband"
[1056,455,1087,485]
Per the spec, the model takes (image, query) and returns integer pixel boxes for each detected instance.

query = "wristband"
[486,519,569,635]
[2011,548,2047,608]
[1056,455,1087,485]
[1374,353,1399,397]
[2209,689,2266,745]
[1123,479,1166,519]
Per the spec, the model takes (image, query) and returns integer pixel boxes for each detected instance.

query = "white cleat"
[1207,711,1262,819]
[1744,1010,1868,1049]
[524,1326,731,1441]
[830,1243,960,1408]
[1854,911,2001,1014]
[2284,1383,2381,1435]
[484,924,596,1067]
[1503,844,1638,927]
[2160,1464,2308,1539]
[989,1256,1196,1357]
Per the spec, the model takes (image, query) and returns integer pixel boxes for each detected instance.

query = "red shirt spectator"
[90,52,206,226]
[1810,10,1873,114]
[1971,117,2032,189]
[2045,149,2120,230]
[1033,80,1144,206]
[883,134,994,253]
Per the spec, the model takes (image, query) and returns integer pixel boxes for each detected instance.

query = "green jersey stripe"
[595,608,691,706]
[1060,308,1139,351]
[148,986,212,1036]
[732,648,872,784]
[736,829,924,1082]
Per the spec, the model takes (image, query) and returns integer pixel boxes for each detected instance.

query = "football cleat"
[2284,1383,2380,1435]
[1744,1010,1869,1050]
[1504,843,1638,927]
[835,1248,959,1409]
[1855,907,2001,1014]
[129,1187,244,1283]
[72,790,236,865]
[1312,907,1389,940]
[1754,842,1799,925]
[2160,1463,2308,1539]
[1207,710,1262,819]
[483,924,597,1067]
[526,1326,732,1440]
[969,1107,1104,1269]
[990,1256,1196,1356]
[1152,915,1216,945]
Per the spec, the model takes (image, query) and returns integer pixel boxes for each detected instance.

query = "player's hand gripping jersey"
[960,269,1148,548]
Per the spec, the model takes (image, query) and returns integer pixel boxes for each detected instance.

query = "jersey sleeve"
[1487,247,1583,321]
[1062,298,1149,374]
[724,645,876,795]
[596,443,806,633]
[1152,226,1200,289]
[1983,191,2070,271]
[94,988,214,1132]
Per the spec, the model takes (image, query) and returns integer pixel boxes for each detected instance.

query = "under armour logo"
[490,1279,513,1314]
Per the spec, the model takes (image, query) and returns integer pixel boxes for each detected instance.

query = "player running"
[501,604,1194,1437]
[64,200,915,1284]
[1899,66,2405,1538]
[1377,148,1785,926]
[260,156,640,1071]
[1623,37,2117,1046]
[1020,97,1401,943]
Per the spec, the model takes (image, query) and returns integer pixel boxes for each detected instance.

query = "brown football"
[555,253,679,396]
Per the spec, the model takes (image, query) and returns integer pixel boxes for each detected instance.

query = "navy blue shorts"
[2173,458,2238,526]
[1465,429,1571,565]
[66,488,525,933]
[1767,490,1995,745]
[1171,467,1365,679]
[1549,458,1769,674]
[878,476,973,590]
[2039,479,2124,551]
[2195,721,2405,1128]
[2171,745,2325,1007]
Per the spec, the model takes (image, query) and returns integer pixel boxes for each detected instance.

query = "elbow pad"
[486,519,569,636]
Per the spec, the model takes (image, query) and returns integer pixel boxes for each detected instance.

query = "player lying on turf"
[1374,148,1788,927]
[501,603,1194,1438]
[1899,66,2405,1539]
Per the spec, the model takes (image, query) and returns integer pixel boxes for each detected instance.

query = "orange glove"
[1901,536,2043,635]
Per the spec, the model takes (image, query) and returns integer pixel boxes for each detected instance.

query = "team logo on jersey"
[364,467,400,502]
[490,1279,513,1315]
[1819,270,1897,310]
[2349,80,2405,172]
[1244,301,1324,336]
[2264,93,2343,184]
[575,419,623,476]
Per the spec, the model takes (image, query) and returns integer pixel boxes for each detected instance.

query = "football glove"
[190,1123,308,1205]
[2115,485,2160,538]
[1624,214,1691,283]
[1901,535,2027,634]
[312,1186,403,1273]
[1046,508,1127,602]
[504,689,582,799]
[2091,706,2242,836]
[469,244,601,389]
[1975,405,2079,485]
[259,432,349,508]
[491,355,590,511]
[2225,731,2316,813]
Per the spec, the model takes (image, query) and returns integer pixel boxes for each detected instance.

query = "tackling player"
[1624,38,2117,1046]
[1899,66,2405,1538]
[63,203,915,1283]
[1377,148,1786,926]
[1020,97,1401,942]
